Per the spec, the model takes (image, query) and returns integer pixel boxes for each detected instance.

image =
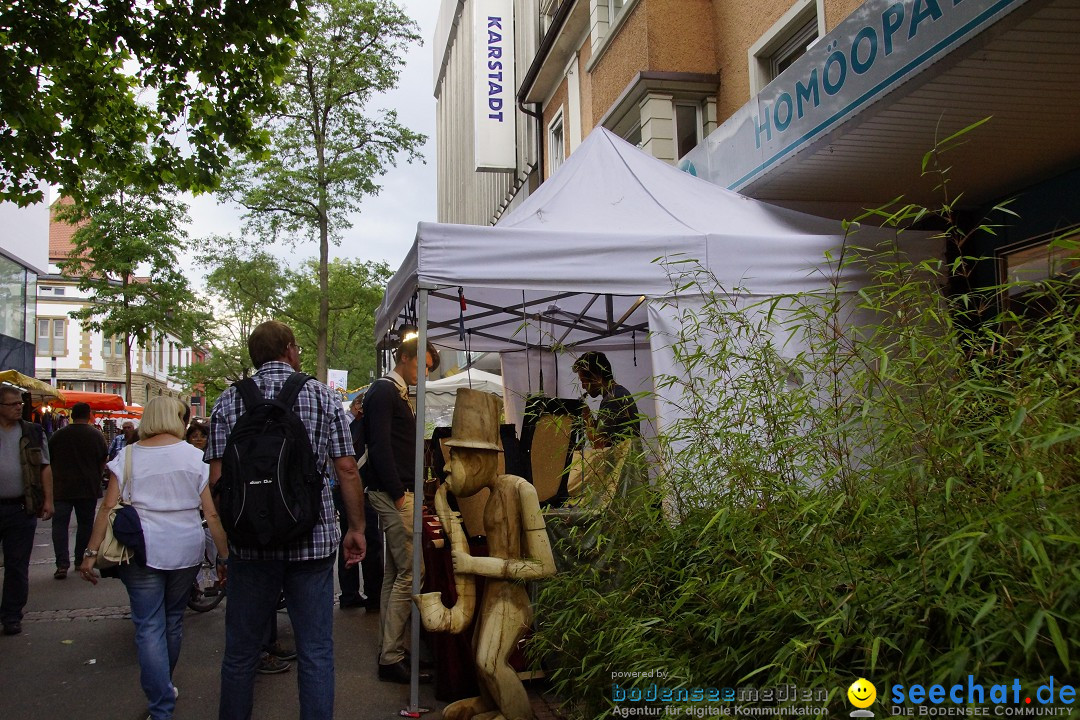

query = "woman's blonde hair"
[139,397,188,440]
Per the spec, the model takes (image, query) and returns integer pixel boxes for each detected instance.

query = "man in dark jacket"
[362,333,437,684]
[48,402,107,579]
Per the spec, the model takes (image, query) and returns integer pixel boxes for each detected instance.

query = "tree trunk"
[124,332,133,405]
[317,212,329,383]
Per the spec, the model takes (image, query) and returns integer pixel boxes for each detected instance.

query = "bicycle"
[188,526,226,612]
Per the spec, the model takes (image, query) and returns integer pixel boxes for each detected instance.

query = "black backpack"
[216,373,324,548]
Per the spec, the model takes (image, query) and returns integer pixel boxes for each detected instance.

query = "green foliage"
[0,0,306,205]
[192,240,390,396]
[54,171,210,403]
[220,0,425,380]
[531,129,1080,717]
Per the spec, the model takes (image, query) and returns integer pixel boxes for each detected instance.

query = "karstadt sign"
[680,0,1029,190]
[473,0,516,172]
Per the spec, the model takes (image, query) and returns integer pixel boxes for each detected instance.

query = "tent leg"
[409,288,429,713]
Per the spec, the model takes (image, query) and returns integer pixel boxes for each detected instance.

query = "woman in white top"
[80,397,228,720]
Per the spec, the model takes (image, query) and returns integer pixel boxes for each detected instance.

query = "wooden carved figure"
[414,388,556,720]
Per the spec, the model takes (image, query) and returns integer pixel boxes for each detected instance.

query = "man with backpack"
[206,321,366,720]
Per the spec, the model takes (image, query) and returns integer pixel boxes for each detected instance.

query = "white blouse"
[107,441,209,570]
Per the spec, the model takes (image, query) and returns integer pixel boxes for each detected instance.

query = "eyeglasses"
[0,401,24,407]
[290,343,303,355]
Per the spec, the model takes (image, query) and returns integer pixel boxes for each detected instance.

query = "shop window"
[748,0,823,94]
[674,102,702,160]
[548,110,565,175]
[36,317,66,356]
[999,232,1080,315]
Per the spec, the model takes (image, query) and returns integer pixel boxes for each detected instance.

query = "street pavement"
[0,516,446,720]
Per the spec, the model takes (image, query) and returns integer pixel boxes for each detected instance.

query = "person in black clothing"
[336,394,383,610]
[361,332,438,684]
[47,402,107,579]
[573,351,642,448]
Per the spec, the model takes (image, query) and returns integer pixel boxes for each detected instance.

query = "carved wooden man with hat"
[414,388,556,720]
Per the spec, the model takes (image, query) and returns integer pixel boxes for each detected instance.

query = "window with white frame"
[36,317,66,356]
[548,110,565,175]
[674,102,702,159]
[748,0,822,94]
[608,0,625,22]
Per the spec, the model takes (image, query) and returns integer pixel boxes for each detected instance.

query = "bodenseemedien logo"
[848,678,878,718]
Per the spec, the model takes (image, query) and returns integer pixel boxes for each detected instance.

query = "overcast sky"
[181,0,441,281]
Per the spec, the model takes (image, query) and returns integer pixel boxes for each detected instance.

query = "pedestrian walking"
[206,320,366,720]
[0,385,53,636]
[48,401,107,579]
[79,396,229,720]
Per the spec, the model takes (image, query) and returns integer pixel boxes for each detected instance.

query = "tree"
[54,173,211,403]
[173,247,284,408]
[1,0,307,205]
[195,243,391,392]
[221,0,425,382]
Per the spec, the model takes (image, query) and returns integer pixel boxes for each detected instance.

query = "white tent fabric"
[377,127,940,434]
[424,369,503,408]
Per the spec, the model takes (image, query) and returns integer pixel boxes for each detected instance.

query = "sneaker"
[54,567,67,580]
[267,643,297,661]
[173,685,179,699]
[256,653,291,675]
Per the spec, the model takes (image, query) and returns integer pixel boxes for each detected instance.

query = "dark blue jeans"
[117,563,200,720]
[52,498,97,569]
[219,555,335,720]
[0,504,36,626]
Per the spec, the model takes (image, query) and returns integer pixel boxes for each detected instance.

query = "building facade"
[0,200,48,376]
[435,0,1080,297]
[42,202,202,408]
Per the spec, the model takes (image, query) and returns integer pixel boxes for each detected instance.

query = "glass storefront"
[0,253,37,375]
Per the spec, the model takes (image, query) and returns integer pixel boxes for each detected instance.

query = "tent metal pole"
[409,287,429,712]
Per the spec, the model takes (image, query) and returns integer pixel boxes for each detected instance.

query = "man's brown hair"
[248,320,296,369]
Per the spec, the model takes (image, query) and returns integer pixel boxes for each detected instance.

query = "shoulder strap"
[234,377,263,412]
[276,372,313,409]
[120,444,134,503]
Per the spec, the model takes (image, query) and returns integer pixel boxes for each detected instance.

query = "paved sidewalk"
[0,517,446,720]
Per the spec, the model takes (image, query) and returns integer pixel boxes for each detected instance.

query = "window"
[1000,233,1080,298]
[548,110,565,175]
[748,0,822,94]
[608,0,625,22]
[36,318,66,356]
[158,336,164,370]
[674,102,702,159]
[102,335,122,358]
[168,342,174,370]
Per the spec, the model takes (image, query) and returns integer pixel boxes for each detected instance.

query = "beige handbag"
[96,446,136,569]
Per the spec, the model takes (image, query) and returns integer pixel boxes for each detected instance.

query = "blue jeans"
[52,498,97,568]
[118,563,200,720]
[0,503,36,626]
[219,555,335,720]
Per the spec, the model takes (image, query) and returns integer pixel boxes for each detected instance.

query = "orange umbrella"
[51,390,127,412]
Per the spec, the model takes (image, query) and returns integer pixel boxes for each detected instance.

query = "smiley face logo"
[847,678,877,709]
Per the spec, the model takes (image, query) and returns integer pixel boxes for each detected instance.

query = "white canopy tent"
[377,127,937,434]
[423,369,503,426]
[378,128,939,705]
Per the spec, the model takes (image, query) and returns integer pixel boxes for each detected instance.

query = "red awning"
[51,391,127,411]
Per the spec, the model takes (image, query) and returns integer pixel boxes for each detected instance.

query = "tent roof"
[377,128,908,353]
[425,369,503,398]
[0,370,65,403]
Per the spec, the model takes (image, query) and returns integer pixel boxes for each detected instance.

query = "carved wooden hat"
[443,388,503,452]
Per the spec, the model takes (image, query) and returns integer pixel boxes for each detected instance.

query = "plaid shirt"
[206,361,352,561]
